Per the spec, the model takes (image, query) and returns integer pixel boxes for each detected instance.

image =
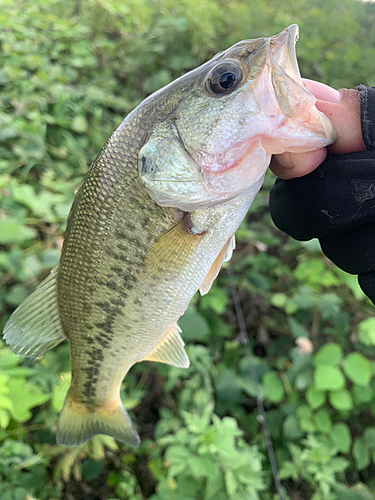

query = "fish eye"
[207,62,243,95]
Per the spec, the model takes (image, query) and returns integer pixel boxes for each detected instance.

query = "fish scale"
[2,25,336,447]
[58,105,176,409]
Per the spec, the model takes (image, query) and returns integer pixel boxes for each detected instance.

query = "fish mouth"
[262,24,301,84]
[286,24,300,78]
[141,25,336,212]
[263,24,316,119]
[192,24,335,181]
[274,24,301,84]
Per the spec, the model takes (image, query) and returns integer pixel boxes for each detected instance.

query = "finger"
[269,79,339,179]
[303,79,365,153]
[270,148,327,180]
[315,89,365,154]
[302,78,341,103]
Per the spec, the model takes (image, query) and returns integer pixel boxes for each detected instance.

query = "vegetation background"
[1,0,375,498]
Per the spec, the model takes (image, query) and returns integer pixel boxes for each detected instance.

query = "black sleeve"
[269,86,375,305]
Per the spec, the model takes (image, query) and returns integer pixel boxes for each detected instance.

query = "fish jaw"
[187,24,336,177]
[139,25,336,211]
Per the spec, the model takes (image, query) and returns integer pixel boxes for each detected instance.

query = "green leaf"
[81,458,105,481]
[0,219,37,244]
[314,408,332,433]
[224,469,237,496]
[331,422,351,453]
[357,318,375,346]
[313,343,343,367]
[343,352,372,386]
[200,287,228,314]
[352,385,373,404]
[364,427,375,448]
[353,437,370,471]
[334,483,375,500]
[205,473,226,499]
[296,405,315,432]
[0,408,10,429]
[295,371,313,391]
[329,389,353,411]
[7,379,49,422]
[215,369,242,404]
[187,456,216,479]
[71,115,88,133]
[4,284,29,306]
[0,126,20,141]
[0,394,14,412]
[52,372,70,411]
[314,365,345,391]
[306,387,325,409]
[271,293,287,308]
[178,306,210,341]
[283,415,303,440]
[0,348,21,369]
[331,457,350,473]
[262,372,285,403]
[165,445,190,462]
[296,405,312,420]
[278,461,299,481]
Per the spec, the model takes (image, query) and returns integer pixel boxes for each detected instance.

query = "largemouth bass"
[3,25,335,447]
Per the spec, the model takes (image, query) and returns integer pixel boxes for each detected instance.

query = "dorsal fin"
[139,324,189,368]
[199,235,235,296]
[2,267,66,359]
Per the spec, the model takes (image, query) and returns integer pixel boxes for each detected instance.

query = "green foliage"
[0,346,49,428]
[151,405,266,500]
[0,439,58,499]
[279,435,350,500]
[1,0,375,498]
[149,347,266,500]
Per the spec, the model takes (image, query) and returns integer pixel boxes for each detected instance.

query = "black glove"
[269,86,375,305]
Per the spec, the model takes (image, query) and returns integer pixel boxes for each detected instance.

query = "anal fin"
[2,266,66,359]
[140,324,189,368]
[199,235,236,296]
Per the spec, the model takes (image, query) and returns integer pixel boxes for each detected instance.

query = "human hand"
[270,79,366,179]
[269,81,375,305]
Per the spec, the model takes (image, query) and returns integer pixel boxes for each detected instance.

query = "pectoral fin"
[143,215,205,276]
[199,235,235,296]
[140,324,189,368]
[2,267,66,359]
[224,235,236,262]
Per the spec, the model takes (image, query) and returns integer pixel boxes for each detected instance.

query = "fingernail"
[302,78,341,103]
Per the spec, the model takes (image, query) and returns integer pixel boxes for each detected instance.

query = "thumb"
[303,79,366,154]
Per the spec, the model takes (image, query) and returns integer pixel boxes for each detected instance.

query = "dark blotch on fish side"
[111,297,126,308]
[110,266,123,275]
[81,347,106,402]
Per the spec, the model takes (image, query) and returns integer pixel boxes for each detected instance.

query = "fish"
[2,24,335,447]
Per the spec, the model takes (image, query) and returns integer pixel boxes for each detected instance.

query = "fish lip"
[285,24,301,82]
[268,23,301,82]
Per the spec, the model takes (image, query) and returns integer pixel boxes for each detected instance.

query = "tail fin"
[56,392,140,447]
